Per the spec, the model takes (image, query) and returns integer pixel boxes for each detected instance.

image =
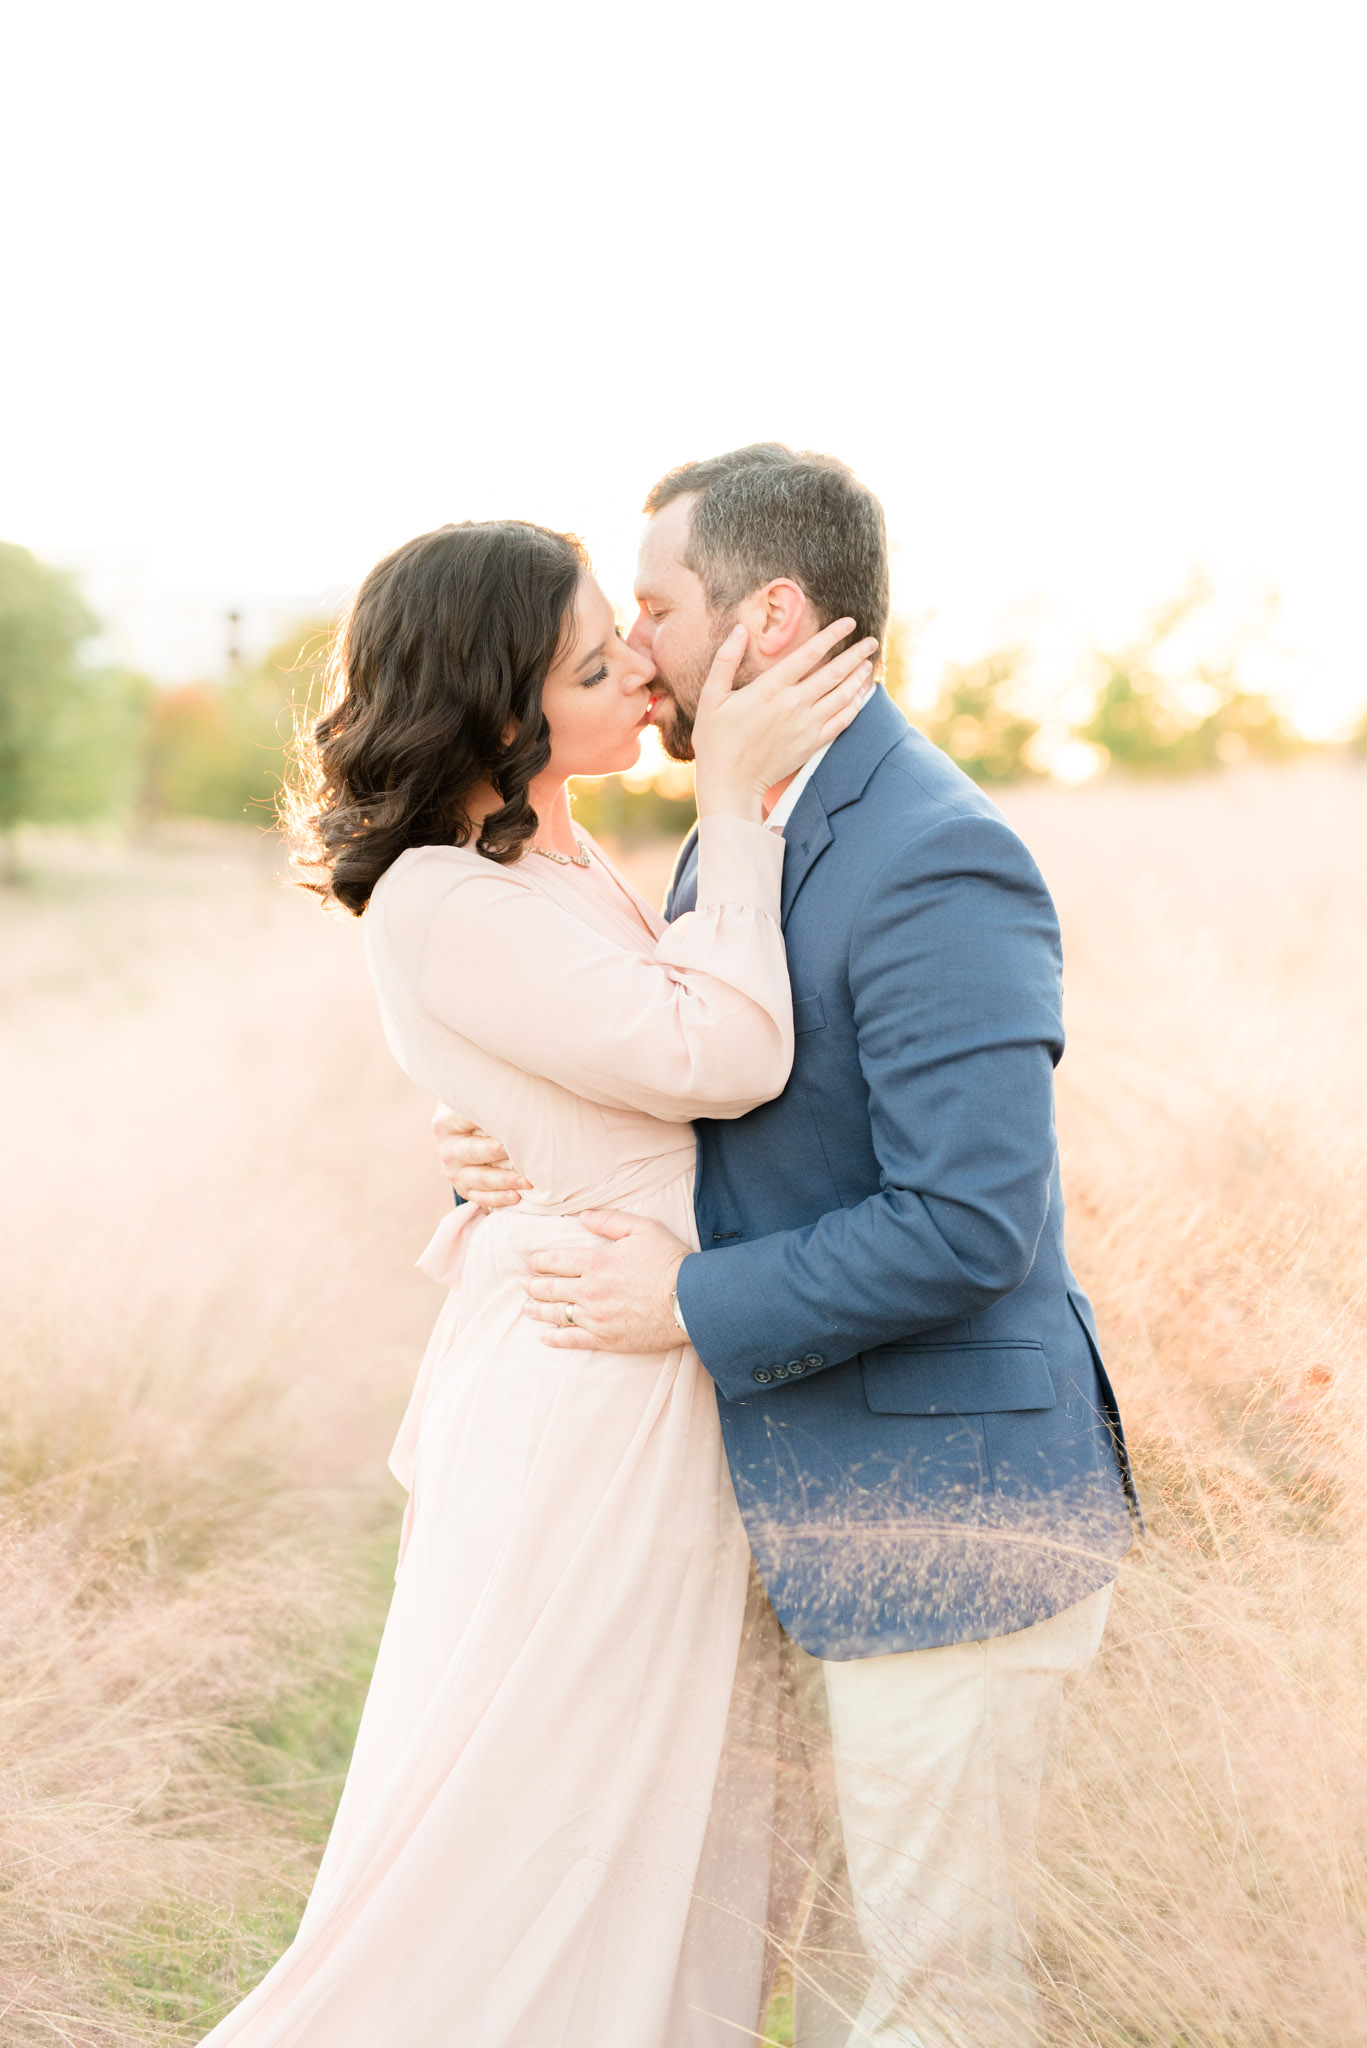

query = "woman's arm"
[413,814,792,1121]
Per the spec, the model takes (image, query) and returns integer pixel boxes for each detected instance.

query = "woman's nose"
[625,650,657,692]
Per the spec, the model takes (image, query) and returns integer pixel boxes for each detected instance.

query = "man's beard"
[655,692,697,763]
[653,620,754,764]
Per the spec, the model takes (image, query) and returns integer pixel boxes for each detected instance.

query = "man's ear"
[736,579,810,662]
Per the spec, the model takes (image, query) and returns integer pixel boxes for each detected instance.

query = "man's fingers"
[527,1249,586,1279]
[524,1299,605,1348]
[525,1277,579,1303]
[456,1165,524,1193]
[578,1209,635,1241]
[432,1107,485,1139]
[442,1136,513,1168]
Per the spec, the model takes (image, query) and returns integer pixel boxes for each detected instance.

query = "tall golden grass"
[0,826,442,2043]
[0,762,1362,2044]
[1005,764,1367,2046]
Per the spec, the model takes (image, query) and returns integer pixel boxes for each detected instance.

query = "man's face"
[628,495,742,762]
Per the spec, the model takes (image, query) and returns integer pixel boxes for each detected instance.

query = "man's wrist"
[667,1250,690,1340]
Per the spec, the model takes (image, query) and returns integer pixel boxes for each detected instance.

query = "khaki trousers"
[774,1584,1112,2048]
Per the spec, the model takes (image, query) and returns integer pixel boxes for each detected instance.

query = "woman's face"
[538,575,659,780]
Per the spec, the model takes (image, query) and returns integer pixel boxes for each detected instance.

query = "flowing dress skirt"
[199,1176,780,2048]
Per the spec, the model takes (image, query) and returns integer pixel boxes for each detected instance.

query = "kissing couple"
[201,444,1140,2048]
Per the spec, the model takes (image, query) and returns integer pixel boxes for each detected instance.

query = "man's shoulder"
[816,728,1057,955]
[850,724,1022,857]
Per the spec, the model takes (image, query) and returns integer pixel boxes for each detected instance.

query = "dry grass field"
[1,762,1363,2045]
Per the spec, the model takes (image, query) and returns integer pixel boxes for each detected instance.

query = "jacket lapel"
[779,807,833,926]
[780,687,908,927]
[666,824,700,920]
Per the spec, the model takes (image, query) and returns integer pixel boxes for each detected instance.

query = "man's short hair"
[644,442,890,650]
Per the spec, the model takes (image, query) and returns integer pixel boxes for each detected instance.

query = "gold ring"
[563,1302,577,1327]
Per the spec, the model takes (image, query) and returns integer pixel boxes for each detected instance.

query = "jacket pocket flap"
[792,994,826,1034]
[861,1343,1056,1415]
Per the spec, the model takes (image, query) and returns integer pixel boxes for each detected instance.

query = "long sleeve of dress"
[408,815,793,1122]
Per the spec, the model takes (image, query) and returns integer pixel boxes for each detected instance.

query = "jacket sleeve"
[412,816,793,1122]
[674,810,1065,1396]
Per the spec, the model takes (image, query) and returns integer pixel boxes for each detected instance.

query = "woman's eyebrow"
[576,642,606,670]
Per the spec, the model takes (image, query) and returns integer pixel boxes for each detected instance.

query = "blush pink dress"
[198,816,795,2048]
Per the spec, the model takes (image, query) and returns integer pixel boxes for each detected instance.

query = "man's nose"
[625,611,653,657]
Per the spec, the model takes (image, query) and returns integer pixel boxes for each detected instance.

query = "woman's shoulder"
[370,839,549,983]
[369,841,537,941]
[374,840,534,898]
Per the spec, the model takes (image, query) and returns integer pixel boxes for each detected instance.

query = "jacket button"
[785,1359,803,1374]
[753,1369,772,1384]
[803,1353,823,1367]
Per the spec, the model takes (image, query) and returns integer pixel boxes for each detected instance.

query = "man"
[438,444,1140,2047]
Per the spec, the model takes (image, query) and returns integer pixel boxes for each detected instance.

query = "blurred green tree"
[144,622,334,823]
[1081,660,1298,773]
[881,617,915,706]
[0,542,151,873]
[862,619,1042,787]
[570,778,697,844]
[922,650,1042,784]
[1081,587,1300,775]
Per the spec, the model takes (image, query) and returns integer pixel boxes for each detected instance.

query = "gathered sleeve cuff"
[692,814,786,914]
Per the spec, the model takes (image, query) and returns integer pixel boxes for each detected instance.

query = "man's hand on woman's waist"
[433,1105,530,1208]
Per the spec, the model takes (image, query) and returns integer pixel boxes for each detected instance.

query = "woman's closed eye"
[580,665,609,688]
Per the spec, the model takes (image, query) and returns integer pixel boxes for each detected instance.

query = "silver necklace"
[533,840,591,869]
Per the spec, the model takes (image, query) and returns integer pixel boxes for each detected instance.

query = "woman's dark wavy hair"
[288,520,588,915]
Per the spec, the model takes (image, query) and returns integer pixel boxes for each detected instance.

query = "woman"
[204,520,874,2047]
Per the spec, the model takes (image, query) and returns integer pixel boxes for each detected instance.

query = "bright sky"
[4,1,1364,733]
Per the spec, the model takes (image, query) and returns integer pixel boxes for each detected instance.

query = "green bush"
[1082,661,1299,774]
[0,542,150,858]
[144,625,333,824]
[921,650,1042,784]
[568,775,696,845]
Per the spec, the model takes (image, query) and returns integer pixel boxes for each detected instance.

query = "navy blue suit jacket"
[669,688,1139,1657]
